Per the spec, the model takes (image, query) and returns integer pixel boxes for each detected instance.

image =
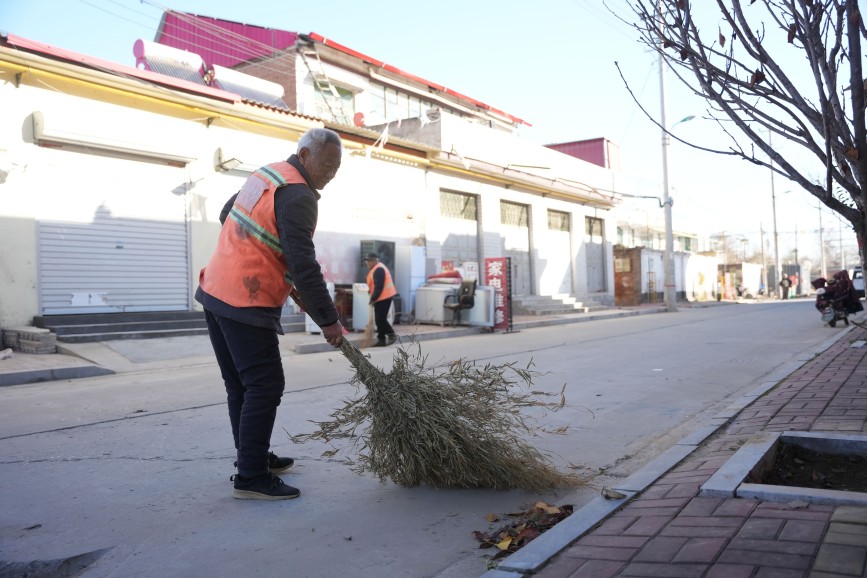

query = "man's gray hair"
[297,128,342,155]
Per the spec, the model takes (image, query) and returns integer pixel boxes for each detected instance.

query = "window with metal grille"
[501,201,528,227]
[680,235,693,252]
[369,82,435,123]
[313,85,354,123]
[586,216,604,238]
[548,209,570,231]
[440,190,478,220]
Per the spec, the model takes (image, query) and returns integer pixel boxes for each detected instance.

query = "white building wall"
[638,249,718,302]
[0,50,623,326]
[315,152,428,283]
[0,84,214,326]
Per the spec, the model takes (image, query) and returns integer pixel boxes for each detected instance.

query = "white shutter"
[38,216,189,314]
[36,155,190,314]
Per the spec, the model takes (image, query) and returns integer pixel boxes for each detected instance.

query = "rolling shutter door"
[37,156,190,314]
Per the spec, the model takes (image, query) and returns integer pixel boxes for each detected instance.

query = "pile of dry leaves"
[473,501,573,561]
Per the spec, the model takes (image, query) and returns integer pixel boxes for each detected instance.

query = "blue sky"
[2,0,852,265]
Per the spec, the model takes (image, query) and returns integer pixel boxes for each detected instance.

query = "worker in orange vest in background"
[365,252,397,346]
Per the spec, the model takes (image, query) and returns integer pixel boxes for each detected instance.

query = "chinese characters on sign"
[484,257,512,332]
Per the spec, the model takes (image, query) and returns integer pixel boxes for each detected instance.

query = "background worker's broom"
[359,304,376,348]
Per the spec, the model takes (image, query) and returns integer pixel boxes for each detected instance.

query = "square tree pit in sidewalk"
[700,431,867,506]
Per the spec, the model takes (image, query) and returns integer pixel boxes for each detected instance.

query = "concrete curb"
[295,306,668,354]
[294,325,480,354]
[0,365,114,387]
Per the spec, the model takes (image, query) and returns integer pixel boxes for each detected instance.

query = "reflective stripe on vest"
[199,161,308,307]
[227,205,282,254]
[367,262,397,303]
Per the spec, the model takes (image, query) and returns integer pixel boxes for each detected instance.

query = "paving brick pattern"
[533,328,867,578]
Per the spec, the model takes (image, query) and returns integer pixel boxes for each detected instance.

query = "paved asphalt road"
[0,300,845,578]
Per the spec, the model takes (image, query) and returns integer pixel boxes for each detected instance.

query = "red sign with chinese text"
[484,257,511,331]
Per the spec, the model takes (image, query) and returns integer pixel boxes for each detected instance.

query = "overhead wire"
[70,0,306,81]
[75,0,159,34]
[568,0,639,42]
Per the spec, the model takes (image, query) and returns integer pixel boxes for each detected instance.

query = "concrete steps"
[33,311,306,343]
[511,294,610,316]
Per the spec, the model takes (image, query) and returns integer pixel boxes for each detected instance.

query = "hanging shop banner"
[484,257,513,332]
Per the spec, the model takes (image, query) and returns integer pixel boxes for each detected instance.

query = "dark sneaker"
[373,338,386,347]
[385,334,397,346]
[232,472,300,500]
[266,452,294,473]
[234,451,294,474]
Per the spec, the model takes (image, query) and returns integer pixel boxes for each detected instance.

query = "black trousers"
[204,309,284,478]
[373,298,394,340]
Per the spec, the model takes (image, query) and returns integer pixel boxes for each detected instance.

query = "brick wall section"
[237,52,297,111]
[533,328,867,578]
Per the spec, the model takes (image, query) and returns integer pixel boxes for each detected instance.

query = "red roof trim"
[3,33,241,104]
[307,32,530,127]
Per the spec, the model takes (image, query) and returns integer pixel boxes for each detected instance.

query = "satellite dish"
[353,112,365,127]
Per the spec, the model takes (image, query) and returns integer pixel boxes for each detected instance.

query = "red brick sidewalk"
[529,328,867,578]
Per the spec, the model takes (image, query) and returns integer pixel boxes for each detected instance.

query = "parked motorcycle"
[811,270,864,327]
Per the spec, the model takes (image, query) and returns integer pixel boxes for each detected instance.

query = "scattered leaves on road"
[472,501,573,561]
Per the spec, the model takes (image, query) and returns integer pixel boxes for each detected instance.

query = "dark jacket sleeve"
[274,186,339,327]
[369,268,385,303]
[219,193,238,225]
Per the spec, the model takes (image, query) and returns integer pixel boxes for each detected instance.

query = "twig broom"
[288,288,584,490]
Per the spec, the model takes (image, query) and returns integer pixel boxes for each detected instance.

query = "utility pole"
[770,132,781,299]
[819,205,827,278]
[794,224,799,296]
[658,7,677,313]
[839,216,845,271]
[760,224,767,294]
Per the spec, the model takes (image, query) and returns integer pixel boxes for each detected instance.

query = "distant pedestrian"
[365,252,397,346]
[779,276,792,299]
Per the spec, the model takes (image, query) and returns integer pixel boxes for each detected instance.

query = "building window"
[369,84,386,120]
[313,85,355,123]
[547,210,570,232]
[409,96,423,118]
[501,201,529,227]
[681,236,693,252]
[386,87,400,118]
[586,217,604,242]
[440,190,478,220]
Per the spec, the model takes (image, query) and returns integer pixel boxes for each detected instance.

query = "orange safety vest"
[367,262,397,303]
[199,162,307,307]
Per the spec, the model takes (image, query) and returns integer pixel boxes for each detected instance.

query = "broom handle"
[287,286,365,358]
[340,338,364,357]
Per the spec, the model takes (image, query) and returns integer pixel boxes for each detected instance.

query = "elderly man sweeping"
[197,127,344,500]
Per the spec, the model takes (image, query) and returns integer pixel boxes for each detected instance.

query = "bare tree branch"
[621,0,867,264]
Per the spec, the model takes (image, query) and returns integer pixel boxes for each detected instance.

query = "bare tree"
[622,1,866,270]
